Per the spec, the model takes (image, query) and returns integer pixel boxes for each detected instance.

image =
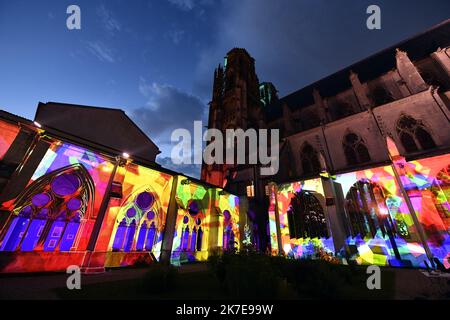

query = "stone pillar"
[313,89,330,123]
[159,175,179,264]
[349,71,373,110]
[282,103,294,135]
[321,177,348,255]
[396,48,428,94]
[208,189,222,252]
[0,133,50,204]
[238,196,249,248]
[431,47,450,78]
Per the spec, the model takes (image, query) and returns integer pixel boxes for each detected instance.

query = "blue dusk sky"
[0,0,449,177]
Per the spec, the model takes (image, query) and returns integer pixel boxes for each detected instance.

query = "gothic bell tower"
[201,48,263,187]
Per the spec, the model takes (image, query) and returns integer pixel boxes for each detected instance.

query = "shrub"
[208,251,284,299]
[225,253,280,299]
[141,263,179,294]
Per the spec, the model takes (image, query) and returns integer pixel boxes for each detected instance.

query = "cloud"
[193,1,348,98]
[167,0,214,12]
[167,0,195,11]
[86,41,115,63]
[97,4,121,34]
[193,0,444,99]
[156,156,201,178]
[166,29,186,45]
[130,79,207,168]
[135,78,207,131]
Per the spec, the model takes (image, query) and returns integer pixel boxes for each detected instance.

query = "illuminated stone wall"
[270,153,449,268]
[0,120,244,273]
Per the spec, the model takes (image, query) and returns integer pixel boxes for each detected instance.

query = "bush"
[208,251,284,299]
[226,254,280,299]
[207,250,382,299]
[141,263,179,294]
[275,259,371,299]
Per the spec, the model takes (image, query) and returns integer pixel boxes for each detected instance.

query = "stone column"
[349,71,373,110]
[159,175,179,264]
[313,89,330,123]
[321,177,348,255]
[431,47,450,78]
[0,132,50,204]
[396,48,428,94]
[282,103,294,135]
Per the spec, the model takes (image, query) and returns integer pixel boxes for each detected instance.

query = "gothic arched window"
[111,188,161,253]
[222,210,237,251]
[287,191,328,239]
[344,180,402,239]
[397,115,436,153]
[343,133,371,166]
[0,164,94,253]
[178,200,204,253]
[300,143,321,176]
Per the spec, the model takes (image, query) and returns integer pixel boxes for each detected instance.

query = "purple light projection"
[51,174,80,197]
[136,192,154,210]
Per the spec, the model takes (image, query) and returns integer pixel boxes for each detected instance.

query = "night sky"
[1,0,449,177]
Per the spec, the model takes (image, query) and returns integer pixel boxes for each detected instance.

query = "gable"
[35,102,160,163]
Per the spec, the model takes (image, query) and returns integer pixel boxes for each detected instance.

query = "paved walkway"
[0,264,208,300]
[393,268,449,299]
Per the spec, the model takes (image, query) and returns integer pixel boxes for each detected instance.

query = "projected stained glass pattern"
[104,164,174,261]
[216,190,240,251]
[0,140,113,252]
[268,183,279,255]
[334,156,450,268]
[171,177,212,264]
[275,179,335,259]
[393,154,450,268]
[336,168,415,266]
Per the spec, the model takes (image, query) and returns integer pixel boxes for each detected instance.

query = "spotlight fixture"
[122,152,130,159]
[33,121,42,128]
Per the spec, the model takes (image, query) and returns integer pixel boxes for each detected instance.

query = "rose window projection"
[0,164,94,252]
[111,188,161,253]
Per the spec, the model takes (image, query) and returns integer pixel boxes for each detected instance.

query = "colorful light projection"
[393,154,449,268]
[171,177,211,265]
[215,189,240,251]
[104,164,173,262]
[0,141,114,254]
[0,165,93,253]
[0,120,20,160]
[334,155,450,268]
[268,183,279,255]
[273,178,335,259]
[337,169,412,266]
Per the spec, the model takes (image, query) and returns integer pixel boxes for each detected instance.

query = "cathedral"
[202,20,450,268]
[0,20,448,273]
